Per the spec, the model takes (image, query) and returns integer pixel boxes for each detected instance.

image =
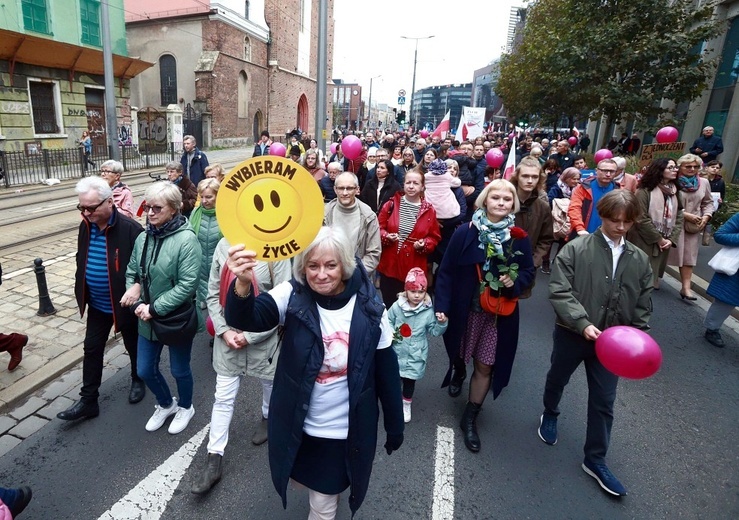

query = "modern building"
[125,0,335,148]
[0,0,151,154]
[472,62,506,131]
[410,84,472,133]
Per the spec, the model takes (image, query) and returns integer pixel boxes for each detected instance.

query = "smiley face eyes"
[254,190,281,212]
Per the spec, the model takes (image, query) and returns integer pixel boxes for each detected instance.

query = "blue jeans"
[136,335,194,409]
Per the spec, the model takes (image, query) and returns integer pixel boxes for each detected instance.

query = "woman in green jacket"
[125,181,202,435]
[190,178,222,308]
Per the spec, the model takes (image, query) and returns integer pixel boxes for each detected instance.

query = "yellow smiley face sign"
[217,156,324,260]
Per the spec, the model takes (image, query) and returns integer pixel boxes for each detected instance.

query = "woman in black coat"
[225,227,403,519]
[359,159,402,214]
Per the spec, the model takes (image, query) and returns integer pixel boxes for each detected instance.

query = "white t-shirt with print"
[269,281,393,439]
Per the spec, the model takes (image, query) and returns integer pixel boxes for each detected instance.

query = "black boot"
[448,365,467,398]
[460,401,482,452]
[191,453,223,494]
[57,400,99,421]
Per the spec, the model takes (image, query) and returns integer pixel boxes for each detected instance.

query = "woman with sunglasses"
[667,154,714,299]
[394,147,417,184]
[125,181,203,434]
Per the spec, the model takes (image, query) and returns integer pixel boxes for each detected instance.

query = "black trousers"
[542,325,619,464]
[80,306,140,402]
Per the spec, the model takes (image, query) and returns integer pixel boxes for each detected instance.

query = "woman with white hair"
[99,160,135,218]
[225,227,403,519]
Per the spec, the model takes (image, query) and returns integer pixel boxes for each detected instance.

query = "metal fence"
[0,143,178,189]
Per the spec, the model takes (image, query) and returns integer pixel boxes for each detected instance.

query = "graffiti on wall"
[118,125,132,146]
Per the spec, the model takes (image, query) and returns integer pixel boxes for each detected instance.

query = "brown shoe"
[5,334,28,371]
[251,417,268,445]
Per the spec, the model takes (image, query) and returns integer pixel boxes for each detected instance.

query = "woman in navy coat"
[435,179,535,453]
[704,212,739,347]
[224,227,403,519]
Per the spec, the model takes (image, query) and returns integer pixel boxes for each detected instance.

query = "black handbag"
[139,235,198,345]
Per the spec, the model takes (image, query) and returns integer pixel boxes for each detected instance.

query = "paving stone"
[8,396,47,420]
[7,353,46,375]
[0,416,18,435]
[37,395,75,420]
[106,343,126,359]
[0,435,21,457]
[108,354,131,370]
[8,415,49,439]
[39,377,80,401]
[100,367,117,384]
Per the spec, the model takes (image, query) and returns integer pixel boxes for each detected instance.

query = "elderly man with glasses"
[568,159,619,238]
[323,172,382,275]
[57,176,145,421]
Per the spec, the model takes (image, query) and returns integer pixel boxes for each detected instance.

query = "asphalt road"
[1,273,737,519]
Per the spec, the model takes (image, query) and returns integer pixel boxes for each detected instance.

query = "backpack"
[551,198,571,239]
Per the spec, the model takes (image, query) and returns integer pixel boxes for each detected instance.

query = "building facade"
[411,84,472,133]
[331,80,362,132]
[472,62,506,130]
[0,0,150,154]
[125,0,335,149]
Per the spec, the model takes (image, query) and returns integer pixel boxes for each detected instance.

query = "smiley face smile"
[254,216,292,234]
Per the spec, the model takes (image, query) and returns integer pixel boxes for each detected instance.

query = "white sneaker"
[403,400,411,423]
[168,405,195,434]
[145,398,178,432]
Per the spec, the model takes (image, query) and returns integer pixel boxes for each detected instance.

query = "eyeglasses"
[682,165,700,170]
[99,169,117,175]
[143,204,165,214]
[334,186,357,192]
[667,165,679,170]
[77,197,109,213]
[597,168,617,174]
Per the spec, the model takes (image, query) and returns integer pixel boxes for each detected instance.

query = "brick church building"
[125,0,335,148]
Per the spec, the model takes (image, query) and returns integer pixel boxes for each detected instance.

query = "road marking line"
[97,424,209,520]
[432,425,455,520]
[28,200,78,213]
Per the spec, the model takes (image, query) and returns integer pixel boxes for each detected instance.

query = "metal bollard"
[34,258,57,316]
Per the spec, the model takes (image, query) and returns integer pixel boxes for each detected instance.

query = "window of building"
[245,0,250,19]
[80,0,101,46]
[244,37,251,61]
[703,16,739,138]
[300,0,305,32]
[238,71,249,118]
[22,0,49,34]
[29,80,61,135]
[159,55,178,106]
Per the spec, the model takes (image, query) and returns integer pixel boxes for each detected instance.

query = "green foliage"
[712,182,739,229]
[497,0,722,128]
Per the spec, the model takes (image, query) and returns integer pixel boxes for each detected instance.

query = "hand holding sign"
[217,156,324,261]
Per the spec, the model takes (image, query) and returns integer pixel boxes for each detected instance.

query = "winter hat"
[428,158,448,176]
[404,267,428,291]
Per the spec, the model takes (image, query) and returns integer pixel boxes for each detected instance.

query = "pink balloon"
[206,316,215,337]
[330,142,338,155]
[269,142,286,157]
[655,126,679,144]
[341,135,363,160]
[593,148,613,164]
[595,326,662,379]
[485,148,505,168]
[420,130,429,138]
[568,136,578,146]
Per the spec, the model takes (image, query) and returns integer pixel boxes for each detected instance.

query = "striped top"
[397,196,421,250]
[86,223,112,314]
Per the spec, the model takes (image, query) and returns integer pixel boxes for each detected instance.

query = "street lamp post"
[367,75,382,130]
[401,35,434,131]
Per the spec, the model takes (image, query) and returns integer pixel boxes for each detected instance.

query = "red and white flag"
[432,110,451,139]
[503,136,516,180]
[572,127,580,138]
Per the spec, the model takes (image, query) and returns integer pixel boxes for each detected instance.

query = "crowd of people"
[3,128,736,519]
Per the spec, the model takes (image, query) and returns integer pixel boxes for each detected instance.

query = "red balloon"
[655,126,679,144]
[420,130,430,138]
[595,326,662,379]
[593,148,614,164]
[206,316,215,337]
[568,136,578,146]
[330,142,338,155]
[341,135,363,160]
[485,148,505,168]
[268,142,286,157]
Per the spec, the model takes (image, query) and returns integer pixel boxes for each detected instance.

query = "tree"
[497,0,721,140]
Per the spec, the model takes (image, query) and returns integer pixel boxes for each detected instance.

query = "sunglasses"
[143,204,165,214]
[77,197,109,213]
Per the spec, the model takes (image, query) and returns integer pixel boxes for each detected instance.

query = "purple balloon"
[568,136,578,146]
[485,148,505,168]
[269,142,286,157]
[593,148,613,164]
[330,142,338,154]
[595,326,662,379]
[655,126,679,144]
[341,135,363,160]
